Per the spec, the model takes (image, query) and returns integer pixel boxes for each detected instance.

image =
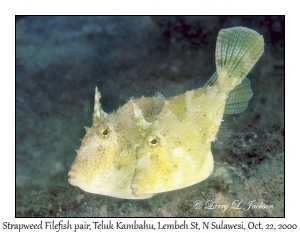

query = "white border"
[2,0,298,232]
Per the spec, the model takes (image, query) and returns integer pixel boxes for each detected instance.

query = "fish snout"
[68,169,79,186]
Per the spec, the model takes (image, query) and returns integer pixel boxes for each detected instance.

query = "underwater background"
[16,16,284,217]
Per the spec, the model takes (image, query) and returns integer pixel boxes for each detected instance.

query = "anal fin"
[213,115,233,148]
[224,77,253,115]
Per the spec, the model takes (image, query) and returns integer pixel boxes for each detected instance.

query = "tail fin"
[215,27,264,92]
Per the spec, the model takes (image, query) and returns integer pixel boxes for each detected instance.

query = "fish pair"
[68,27,264,199]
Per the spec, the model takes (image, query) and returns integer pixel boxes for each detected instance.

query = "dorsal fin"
[120,79,194,101]
[204,72,218,87]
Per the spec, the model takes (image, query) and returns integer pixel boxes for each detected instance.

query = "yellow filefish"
[68,27,264,199]
[68,94,164,199]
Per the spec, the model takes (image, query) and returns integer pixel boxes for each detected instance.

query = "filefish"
[68,27,264,199]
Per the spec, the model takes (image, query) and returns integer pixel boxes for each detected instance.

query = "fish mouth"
[68,169,78,186]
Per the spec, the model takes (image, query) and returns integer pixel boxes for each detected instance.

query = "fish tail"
[215,27,264,93]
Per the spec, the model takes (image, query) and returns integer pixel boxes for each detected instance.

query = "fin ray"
[216,27,264,86]
[120,79,187,101]
[213,115,233,148]
[224,77,253,114]
[204,72,218,86]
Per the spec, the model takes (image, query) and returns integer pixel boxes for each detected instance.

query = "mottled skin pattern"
[132,27,264,196]
[68,96,163,199]
[68,27,264,199]
[131,86,225,196]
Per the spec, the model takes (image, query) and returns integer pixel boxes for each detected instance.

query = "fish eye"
[147,135,160,148]
[100,126,110,138]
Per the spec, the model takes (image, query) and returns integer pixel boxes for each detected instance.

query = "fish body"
[131,85,223,196]
[68,27,264,199]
